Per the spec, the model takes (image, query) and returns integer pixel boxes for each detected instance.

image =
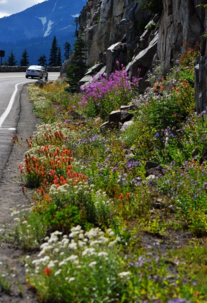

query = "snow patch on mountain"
[43,20,54,37]
[59,25,72,31]
[71,14,80,17]
[38,17,47,26]
[53,1,57,12]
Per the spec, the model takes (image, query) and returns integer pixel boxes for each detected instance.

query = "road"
[0,72,59,178]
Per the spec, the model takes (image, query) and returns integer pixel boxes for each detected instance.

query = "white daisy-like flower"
[54,269,61,276]
[118,271,131,278]
[89,261,97,267]
[98,252,108,257]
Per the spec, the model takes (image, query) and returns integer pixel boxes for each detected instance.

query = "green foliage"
[20,48,29,66]
[38,54,47,66]
[63,41,71,60]
[146,22,158,31]
[42,203,86,233]
[138,0,163,15]
[8,210,47,251]
[49,36,59,66]
[7,50,17,66]
[66,37,88,93]
[66,18,88,93]
[57,46,62,66]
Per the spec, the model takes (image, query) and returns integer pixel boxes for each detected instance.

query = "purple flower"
[112,167,118,172]
[155,132,159,138]
[168,299,185,303]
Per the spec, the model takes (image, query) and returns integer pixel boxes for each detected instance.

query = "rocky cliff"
[77,0,207,92]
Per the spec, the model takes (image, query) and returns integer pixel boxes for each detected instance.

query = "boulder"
[120,110,134,123]
[60,58,71,77]
[126,33,158,77]
[106,42,122,75]
[145,161,160,169]
[100,121,114,133]
[34,80,46,88]
[85,63,104,75]
[120,120,133,132]
[109,110,121,123]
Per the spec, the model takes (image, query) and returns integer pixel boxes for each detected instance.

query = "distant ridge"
[0,0,86,64]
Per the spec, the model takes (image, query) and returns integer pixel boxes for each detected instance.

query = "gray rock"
[120,19,129,26]
[100,121,113,133]
[157,0,203,72]
[126,33,158,77]
[109,110,121,123]
[60,58,71,77]
[85,63,104,76]
[120,120,133,132]
[192,148,199,158]
[70,110,84,120]
[106,42,122,75]
[194,56,207,114]
[79,75,93,87]
[34,80,46,88]
[145,161,160,169]
[120,104,138,111]
[120,110,134,123]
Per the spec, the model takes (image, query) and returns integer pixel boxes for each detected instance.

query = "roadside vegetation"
[8,43,207,302]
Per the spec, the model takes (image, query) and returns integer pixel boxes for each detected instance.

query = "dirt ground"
[0,85,40,302]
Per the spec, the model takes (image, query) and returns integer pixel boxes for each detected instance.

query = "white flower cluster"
[26,226,125,279]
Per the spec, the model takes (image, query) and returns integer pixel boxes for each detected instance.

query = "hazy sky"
[0,0,46,18]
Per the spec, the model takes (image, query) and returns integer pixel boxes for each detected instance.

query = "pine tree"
[49,36,58,66]
[66,18,88,93]
[38,55,47,66]
[64,42,71,60]
[20,49,29,66]
[7,50,17,66]
[57,46,62,66]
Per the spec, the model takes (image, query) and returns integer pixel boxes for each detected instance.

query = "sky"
[0,0,46,18]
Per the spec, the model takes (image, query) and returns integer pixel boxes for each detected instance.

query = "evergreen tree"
[20,49,29,66]
[57,46,62,66]
[38,55,47,66]
[49,36,58,66]
[66,18,88,93]
[64,42,71,60]
[7,50,17,66]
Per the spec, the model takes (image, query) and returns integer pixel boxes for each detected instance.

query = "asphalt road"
[0,72,59,178]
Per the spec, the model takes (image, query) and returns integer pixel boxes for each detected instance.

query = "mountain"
[0,0,86,65]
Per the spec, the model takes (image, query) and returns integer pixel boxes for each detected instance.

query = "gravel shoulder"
[0,84,40,302]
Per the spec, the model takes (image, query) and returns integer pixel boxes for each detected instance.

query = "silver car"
[26,65,48,80]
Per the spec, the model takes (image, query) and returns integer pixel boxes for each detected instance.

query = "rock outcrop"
[157,0,205,72]
[68,0,207,104]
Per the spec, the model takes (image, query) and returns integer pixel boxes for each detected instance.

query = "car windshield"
[28,66,42,69]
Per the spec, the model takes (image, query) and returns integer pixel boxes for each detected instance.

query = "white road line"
[0,81,27,128]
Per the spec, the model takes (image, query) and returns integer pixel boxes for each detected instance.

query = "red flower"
[126,193,130,198]
[44,268,51,276]
[119,194,124,199]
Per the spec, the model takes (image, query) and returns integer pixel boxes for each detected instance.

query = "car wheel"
[26,76,28,78]
[31,77,33,79]
[45,75,48,81]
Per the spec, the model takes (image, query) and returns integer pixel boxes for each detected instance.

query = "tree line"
[3,36,71,66]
